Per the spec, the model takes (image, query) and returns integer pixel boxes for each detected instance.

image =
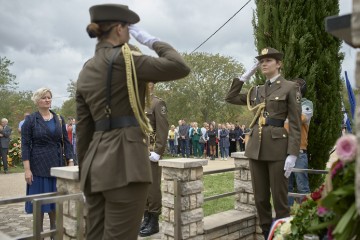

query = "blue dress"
[25,118,57,214]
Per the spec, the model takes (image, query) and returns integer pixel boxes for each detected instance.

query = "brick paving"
[0,157,234,239]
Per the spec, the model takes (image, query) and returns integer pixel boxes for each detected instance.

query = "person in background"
[200,122,208,159]
[286,78,313,206]
[229,123,237,156]
[76,4,190,239]
[179,120,190,158]
[71,118,78,165]
[225,47,301,239]
[207,123,217,160]
[219,123,230,160]
[0,118,12,174]
[66,117,74,146]
[22,87,74,235]
[140,82,169,237]
[239,124,246,151]
[18,112,30,134]
[190,122,202,158]
[168,125,176,157]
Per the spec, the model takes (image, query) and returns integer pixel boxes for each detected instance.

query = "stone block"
[205,228,228,240]
[235,203,257,213]
[234,180,253,193]
[181,208,203,225]
[239,226,256,237]
[239,192,248,204]
[182,180,203,195]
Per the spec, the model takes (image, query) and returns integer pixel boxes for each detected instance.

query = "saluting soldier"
[225,47,301,240]
[139,82,169,237]
[76,4,190,240]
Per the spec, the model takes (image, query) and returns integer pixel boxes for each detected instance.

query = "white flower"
[280,221,292,236]
[273,235,284,240]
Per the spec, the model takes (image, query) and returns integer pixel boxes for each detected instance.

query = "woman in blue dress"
[21,87,74,233]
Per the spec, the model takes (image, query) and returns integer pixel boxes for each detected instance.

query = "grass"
[203,172,234,216]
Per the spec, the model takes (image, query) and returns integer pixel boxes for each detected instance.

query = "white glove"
[284,155,297,178]
[239,60,260,82]
[129,25,160,50]
[149,151,161,162]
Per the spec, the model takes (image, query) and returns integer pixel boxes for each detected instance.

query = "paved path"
[0,157,235,239]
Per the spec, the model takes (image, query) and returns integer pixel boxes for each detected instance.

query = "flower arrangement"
[8,137,22,166]
[270,134,359,240]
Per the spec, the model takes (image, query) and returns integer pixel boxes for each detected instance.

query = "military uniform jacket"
[76,41,190,192]
[145,94,169,156]
[225,76,301,161]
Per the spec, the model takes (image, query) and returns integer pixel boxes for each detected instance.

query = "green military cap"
[255,47,283,61]
[89,4,140,24]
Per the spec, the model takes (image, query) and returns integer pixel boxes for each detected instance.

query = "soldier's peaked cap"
[255,47,283,61]
[89,4,140,24]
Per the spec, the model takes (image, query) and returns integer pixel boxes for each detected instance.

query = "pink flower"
[335,134,357,163]
[331,161,343,179]
[317,206,328,217]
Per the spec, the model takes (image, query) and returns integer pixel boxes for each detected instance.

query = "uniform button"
[283,134,286,137]
[143,139,146,143]
[275,97,279,100]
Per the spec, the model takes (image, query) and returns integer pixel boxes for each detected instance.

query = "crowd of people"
[0,3,315,240]
[167,120,248,160]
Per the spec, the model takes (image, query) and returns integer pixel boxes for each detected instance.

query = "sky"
[0,0,356,107]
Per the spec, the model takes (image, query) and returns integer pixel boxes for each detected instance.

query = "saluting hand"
[129,25,160,50]
[239,60,260,82]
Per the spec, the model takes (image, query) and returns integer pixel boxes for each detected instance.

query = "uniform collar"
[268,74,281,84]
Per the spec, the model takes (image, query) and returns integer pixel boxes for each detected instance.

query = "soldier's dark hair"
[87,21,127,40]
[293,78,307,97]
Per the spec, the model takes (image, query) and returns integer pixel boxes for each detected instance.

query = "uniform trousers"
[145,161,162,213]
[249,159,289,232]
[84,181,149,240]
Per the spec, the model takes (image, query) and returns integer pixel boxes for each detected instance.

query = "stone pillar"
[51,166,85,240]
[353,0,360,215]
[159,158,207,240]
[232,152,262,239]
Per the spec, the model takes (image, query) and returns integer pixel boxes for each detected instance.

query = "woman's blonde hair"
[31,87,52,104]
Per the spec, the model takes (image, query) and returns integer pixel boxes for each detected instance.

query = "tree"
[253,0,343,189]
[0,56,17,91]
[155,52,253,126]
[60,79,77,119]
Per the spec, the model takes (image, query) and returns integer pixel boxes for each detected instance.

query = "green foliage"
[156,52,253,125]
[0,56,17,91]
[253,0,343,190]
[203,172,234,216]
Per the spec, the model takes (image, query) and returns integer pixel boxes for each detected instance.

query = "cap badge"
[261,48,268,55]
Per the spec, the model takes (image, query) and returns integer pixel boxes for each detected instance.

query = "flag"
[345,71,356,119]
[342,101,352,133]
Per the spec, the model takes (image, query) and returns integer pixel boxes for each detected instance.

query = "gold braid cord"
[122,43,153,134]
[246,86,266,138]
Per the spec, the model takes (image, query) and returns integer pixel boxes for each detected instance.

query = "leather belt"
[300,149,307,153]
[95,116,139,132]
[258,117,285,127]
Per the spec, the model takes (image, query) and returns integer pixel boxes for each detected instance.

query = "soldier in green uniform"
[225,47,301,239]
[139,82,169,237]
[76,4,190,240]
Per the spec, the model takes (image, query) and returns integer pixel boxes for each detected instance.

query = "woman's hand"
[25,169,33,185]
[67,159,74,166]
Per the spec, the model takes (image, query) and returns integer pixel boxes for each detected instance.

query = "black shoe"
[4,170,7,174]
[139,213,159,237]
[139,211,150,231]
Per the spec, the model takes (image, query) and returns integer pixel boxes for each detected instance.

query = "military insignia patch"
[161,105,167,114]
[261,48,268,55]
[296,90,301,103]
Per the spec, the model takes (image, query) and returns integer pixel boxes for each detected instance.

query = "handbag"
[57,114,68,166]
[199,136,206,144]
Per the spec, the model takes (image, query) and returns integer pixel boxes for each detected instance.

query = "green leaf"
[332,203,356,234]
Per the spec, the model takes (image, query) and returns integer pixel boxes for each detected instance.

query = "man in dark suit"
[225,47,301,239]
[0,118,12,173]
[140,82,169,237]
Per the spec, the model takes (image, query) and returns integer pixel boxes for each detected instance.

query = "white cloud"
[0,0,355,107]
